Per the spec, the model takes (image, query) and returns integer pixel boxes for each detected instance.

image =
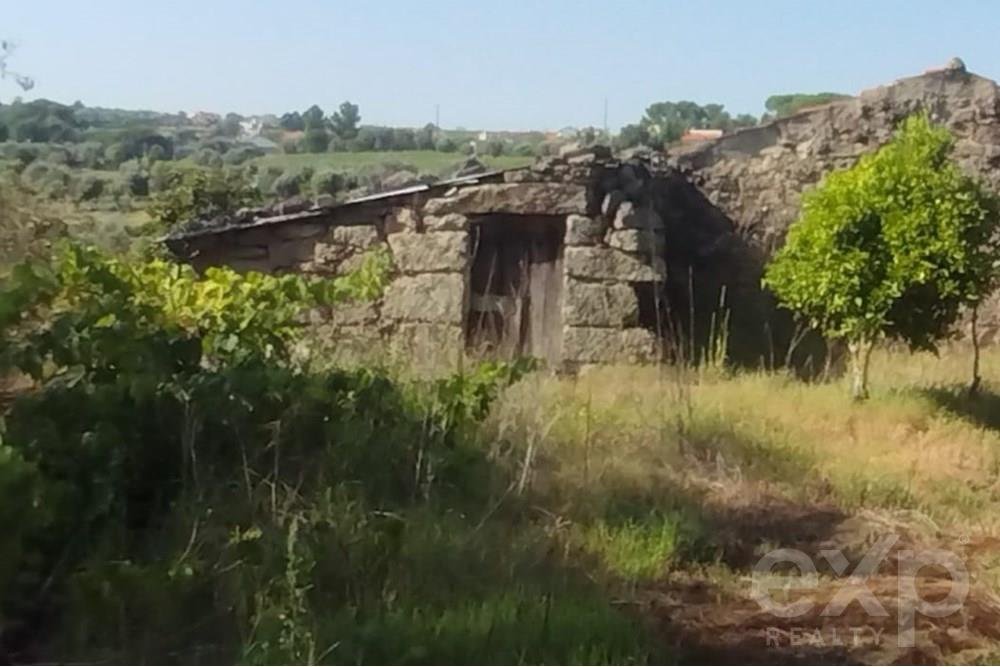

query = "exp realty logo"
[750,534,968,648]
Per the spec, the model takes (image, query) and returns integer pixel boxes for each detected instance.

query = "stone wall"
[669,61,1000,343]
[672,63,1000,253]
[167,146,760,368]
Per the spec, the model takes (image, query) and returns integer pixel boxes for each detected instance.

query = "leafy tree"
[147,166,259,230]
[484,139,505,157]
[391,127,416,151]
[764,92,850,118]
[279,111,304,131]
[298,105,330,153]
[764,115,1000,399]
[642,101,699,144]
[618,101,755,149]
[350,126,377,151]
[330,101,361,140]
[615,123,650,149]
[0,99,79,142]
[300,127,330,153]
[416,123,436,150]
[302,105,325,131]
[216,112,243,138]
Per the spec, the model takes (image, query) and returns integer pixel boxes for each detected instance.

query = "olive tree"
[764,114,1000,399]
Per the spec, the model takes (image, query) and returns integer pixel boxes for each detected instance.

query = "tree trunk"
[848,339,873,401]
[970,304,982,397]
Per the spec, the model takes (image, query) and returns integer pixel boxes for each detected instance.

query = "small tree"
[764,114,1000,400]
[330,101,361,140]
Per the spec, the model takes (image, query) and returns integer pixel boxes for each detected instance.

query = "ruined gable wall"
[668,66,1000,346]
[673,67,1000,253]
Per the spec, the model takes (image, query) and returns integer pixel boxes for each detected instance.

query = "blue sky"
[4,0,999,130]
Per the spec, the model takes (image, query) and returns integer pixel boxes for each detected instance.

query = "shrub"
[0,179,68,269]
[271,169,303,198]
[118,160,149,197]
[254,164,284,195]
[222,145,264,166]
[327,136,347,152]
[391,127,416,151]
[513,142,535,156]
[484,139,506,157]
[192,147,223,168]
[310,169,344,197]
[146,143,167,162]
[435,136,458,153]
[300,127,330,153]
[147,166,259,230]
[103,142,128,168]
[20,160,54,188]
[72,141,104,169]
[72,173,106,202]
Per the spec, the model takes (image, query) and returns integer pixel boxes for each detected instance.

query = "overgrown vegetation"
[0,240,660,663]
[765,115,1000,399]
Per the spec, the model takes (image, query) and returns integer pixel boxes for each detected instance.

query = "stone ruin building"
[166,60,1000,369]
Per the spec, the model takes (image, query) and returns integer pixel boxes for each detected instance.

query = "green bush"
[146,143,167,162]
[513,142,535,156]
[272,169,303,198]
[103,142,128,168]
[483,139,506,157]
[192,147,223,168]
[254,164,284,195]
[147,166,259,230]
[326,136,348,152]
[435,136,457,153]
[223,145,264,166]
[310,168,344,197]
[71,173,107,201]
[72,141,105,169]
[118,160,149,197]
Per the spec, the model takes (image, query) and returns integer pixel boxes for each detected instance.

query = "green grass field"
[255,150,532,174]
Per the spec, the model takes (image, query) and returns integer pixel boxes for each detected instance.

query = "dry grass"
[478,344,1000,661]
[487,345,1000,529]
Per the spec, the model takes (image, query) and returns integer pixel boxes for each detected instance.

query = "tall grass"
[485,344,1000,531]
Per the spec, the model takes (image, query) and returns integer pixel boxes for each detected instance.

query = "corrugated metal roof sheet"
[164,169,508,241]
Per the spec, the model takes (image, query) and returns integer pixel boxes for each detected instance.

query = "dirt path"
[636,475,1000,664]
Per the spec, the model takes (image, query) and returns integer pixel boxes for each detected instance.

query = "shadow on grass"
[919,384,1000,432]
